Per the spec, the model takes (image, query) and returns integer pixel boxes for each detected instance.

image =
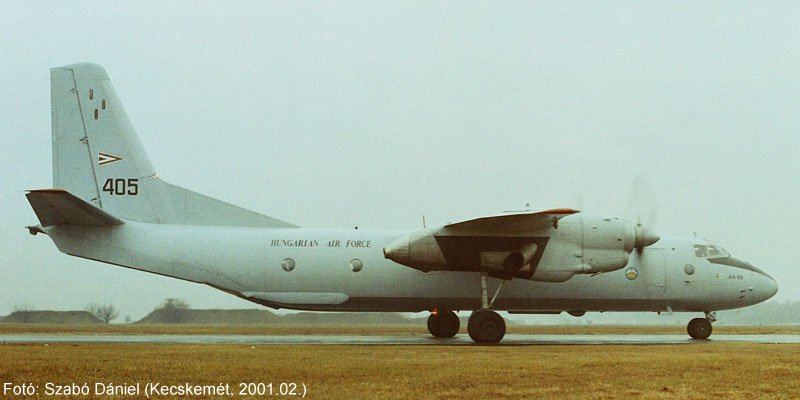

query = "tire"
[427,311,460,338]
[467,310,506,344]
[687,318,713,340]
[427,313,442,337]
[439,311,460,337]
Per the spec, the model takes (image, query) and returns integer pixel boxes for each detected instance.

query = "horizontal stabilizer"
[443,208,579,233]
[26,189,123,227]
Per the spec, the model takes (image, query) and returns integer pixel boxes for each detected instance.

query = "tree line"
[9,298,191,324]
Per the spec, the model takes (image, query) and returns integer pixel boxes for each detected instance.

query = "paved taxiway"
[2,334,799,345]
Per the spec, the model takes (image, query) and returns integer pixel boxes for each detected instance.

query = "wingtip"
[26,225,45,236]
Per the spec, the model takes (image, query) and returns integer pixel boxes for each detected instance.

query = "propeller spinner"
[634,224,660,251]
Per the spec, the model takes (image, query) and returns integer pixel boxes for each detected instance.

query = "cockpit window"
[694,243,729,259]
[694,245,708,257]
[708,245,729,258]
[692,241,770,278]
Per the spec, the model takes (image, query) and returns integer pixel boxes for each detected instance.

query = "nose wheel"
[427,310,460,338]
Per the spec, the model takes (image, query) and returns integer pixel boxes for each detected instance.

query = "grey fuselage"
[43,216,777,314]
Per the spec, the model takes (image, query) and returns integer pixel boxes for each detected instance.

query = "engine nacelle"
[528,216,659,281]
[382,230,446,271]
[582,215,659,273]
[582,216,634,273]
[383,213,659,282]
[383,231,545,279]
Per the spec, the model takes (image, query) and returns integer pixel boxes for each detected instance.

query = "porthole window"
[350,259,363,272]
[281,258,295,272]
[684,264,695,275]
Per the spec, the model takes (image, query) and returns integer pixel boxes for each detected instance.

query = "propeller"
[628,175,659,230]
[628,175,660,254]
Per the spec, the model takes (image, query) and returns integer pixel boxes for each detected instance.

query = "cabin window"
[89,89,94,100]
[94,109,99,120]
[281,258,295,272]
[350,259,363,272]
[684,264,695,275]
[102,99,106,110]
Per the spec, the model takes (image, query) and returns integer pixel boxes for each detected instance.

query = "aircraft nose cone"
[752,272,778,304]
[765,276,779,300]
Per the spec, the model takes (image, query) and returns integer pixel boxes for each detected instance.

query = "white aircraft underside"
[27,63,777,343]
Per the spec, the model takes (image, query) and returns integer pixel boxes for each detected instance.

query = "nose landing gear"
[687,311,715,340]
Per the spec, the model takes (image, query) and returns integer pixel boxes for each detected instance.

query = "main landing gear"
[468,272,507,343]
[427,310,460,338]
[426,273,509,343]
[467,309,506,343]
[687,311,715,340]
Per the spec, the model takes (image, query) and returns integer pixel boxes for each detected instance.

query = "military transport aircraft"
[26,63,778,343]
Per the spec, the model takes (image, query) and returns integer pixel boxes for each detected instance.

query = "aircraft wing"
[384,208,580,279]
[441,208,579,234]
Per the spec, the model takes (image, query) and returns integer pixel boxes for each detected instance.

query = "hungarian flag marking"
[98,152,123,166]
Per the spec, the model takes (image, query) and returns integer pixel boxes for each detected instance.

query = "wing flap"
[26,189,123,227]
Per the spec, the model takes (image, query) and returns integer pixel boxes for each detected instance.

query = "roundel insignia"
[625,267,639,280]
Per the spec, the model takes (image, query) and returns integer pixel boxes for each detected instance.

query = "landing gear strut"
[687,311,715,340]
[467,273,507,344]
[427,310,460,338]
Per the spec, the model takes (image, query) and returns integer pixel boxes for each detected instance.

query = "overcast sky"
[2,1,798,321]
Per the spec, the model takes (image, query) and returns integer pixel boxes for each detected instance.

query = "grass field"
[1,325,800,399]
[1,341,799,399]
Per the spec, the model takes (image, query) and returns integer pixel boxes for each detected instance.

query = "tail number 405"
[102,178,139,196]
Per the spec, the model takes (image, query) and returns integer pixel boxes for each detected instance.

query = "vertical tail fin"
[51,63,157,220]
[50,63,296,228]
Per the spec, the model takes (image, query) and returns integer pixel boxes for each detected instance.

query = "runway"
[2,333,800,345]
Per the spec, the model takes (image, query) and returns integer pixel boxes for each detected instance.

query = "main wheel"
[687,318,713,340]
[467,310,506,344]
[427,310,460,338]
